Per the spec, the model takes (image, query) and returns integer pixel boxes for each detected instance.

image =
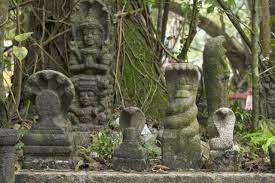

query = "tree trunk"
[0,0,9,128]
[251,0,260,130]
[259,0,270,58]
[0,0,8,101]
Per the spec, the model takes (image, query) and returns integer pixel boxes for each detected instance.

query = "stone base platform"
[15,171,275,183]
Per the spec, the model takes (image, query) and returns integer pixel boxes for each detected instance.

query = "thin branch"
[216,0,252,50]
[177,0,199,61]
[9,0,35,11]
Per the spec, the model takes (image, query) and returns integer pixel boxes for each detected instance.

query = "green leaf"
[15,141,24,150]
[147,0,156,6]
[181,2,192,14]
[271,39,275,48]
[75,160,84,171]
[13,46,28,61]
[14,32,33,42]
[262,136,275,152]
[3,58,12,68]
[270,16,275,24]
[207,5,215,13]
[226,0,236,7]
[6,28,16,40]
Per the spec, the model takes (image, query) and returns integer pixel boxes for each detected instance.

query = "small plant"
[231,101,252,134]
[88,126,121,157]
[244,117,275,153]
[142,139,161,159]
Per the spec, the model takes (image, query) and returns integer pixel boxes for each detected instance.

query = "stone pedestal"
[23,70,75,169]
[162,63,202,169]
[113,107,147,171]
[0,129,19,183]
[210,148,239,171]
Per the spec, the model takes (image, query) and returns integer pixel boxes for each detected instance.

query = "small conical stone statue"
[209,107,239,171]
[112,107,147,171]
[162,63,202,169]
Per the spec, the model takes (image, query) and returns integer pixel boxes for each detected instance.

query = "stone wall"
[15,171,275,183]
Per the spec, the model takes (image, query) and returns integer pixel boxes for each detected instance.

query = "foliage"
[244,118,275,153]
[231,101,275,154]
[120,5,167,120]
[88,125,121,157]
[142,139,161,159]
[231,101,252,134]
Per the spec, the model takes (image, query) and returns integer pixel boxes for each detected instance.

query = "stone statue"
[260,74,275,132]
[162,63,202,169]
[69,0,113,131]
[23,70,75,169]
[209,108,239,171]
[203,36,230,138]
[269,144,275,168]
[113,107,148,171]
[0,129,19,183]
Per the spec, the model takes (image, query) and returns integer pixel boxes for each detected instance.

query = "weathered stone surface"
[209,108,235,150]
[0,129,19,183]
[68,0,114,132]
[15,171,275,183]
[113,107,147,171]
[209,108,239,171]
[23,70,75,170]
[269,144,275,168]
[162,63,202,169]
[203,36,230,138]
[259,65,275,132]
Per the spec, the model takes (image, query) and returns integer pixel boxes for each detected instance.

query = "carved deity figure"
[69,22,111,74]
[162,63,202,169]
[68,79,108,126]
[69,0,113,130]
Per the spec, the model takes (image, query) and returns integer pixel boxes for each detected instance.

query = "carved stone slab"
[69,0,114,131]
[23,70,75,169]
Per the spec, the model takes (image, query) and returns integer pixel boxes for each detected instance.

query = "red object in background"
[245,88,252,111]
[228,88,252,111]
[168,59,177,64]
[228,88,252,100]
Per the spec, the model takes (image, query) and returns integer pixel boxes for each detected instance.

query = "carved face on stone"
[79,91,96,107]
[175,77,196,98]
[82,26,104,48]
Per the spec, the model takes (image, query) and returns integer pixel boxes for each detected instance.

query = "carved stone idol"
[203,36,230,138]
[162,63,202,169]
[69,0,114,131]
[113,107,147,171]
[209,108,239,171]
[0,129,19,183]
[23,70,75,169]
